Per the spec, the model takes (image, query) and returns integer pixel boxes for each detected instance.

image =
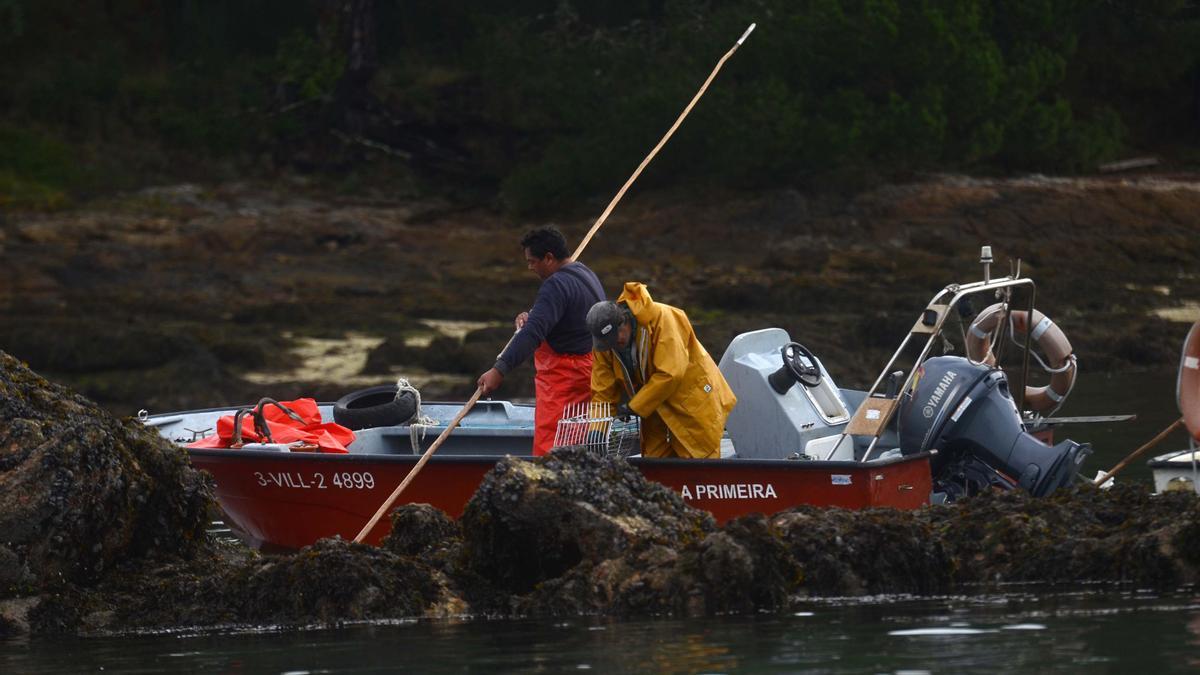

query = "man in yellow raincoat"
[586,282,736,458]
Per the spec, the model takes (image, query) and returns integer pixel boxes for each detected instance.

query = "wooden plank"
[845,397,899,437]
[910,305,947,335]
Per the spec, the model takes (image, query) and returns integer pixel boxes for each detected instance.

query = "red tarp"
[188,398,355,453]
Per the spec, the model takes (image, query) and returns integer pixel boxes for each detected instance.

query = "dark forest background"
[2,0,1199,214]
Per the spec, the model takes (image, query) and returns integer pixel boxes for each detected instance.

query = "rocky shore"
[1,175,1197,418]
[2,351,1197,638]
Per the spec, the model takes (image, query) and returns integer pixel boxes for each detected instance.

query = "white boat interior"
[1148,447,1200,494]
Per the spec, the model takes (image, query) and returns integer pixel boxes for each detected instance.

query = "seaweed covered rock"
[461,452,1197,617]
[382,503,463,572]
[516,503,952,617]
[459,448,941,616]
[769,505,953,595]
[4,349,1200,636]
[0,351,212,591]
[931,485,1200,588]
[460,447,716,596]
[96,537,454,630]
[223,538,444,624]
[99,508,471,633]
[523,513,802,616]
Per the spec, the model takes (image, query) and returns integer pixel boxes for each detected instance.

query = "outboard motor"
[898,356,1091,498]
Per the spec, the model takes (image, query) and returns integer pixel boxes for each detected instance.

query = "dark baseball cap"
[586,301,626,351]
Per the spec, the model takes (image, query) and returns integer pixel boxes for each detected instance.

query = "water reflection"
[1055,371,1186,484]
[3,591,1199,673]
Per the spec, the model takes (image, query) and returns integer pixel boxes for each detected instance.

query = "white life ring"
[965,303,1076,413]
[1179,321,1200,441]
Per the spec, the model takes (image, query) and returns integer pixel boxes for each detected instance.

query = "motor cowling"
[898,356,1090,497]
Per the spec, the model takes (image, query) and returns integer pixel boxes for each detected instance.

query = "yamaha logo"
[919,370,958,421]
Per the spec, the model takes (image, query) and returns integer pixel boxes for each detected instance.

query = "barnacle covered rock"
[0,351,212,590]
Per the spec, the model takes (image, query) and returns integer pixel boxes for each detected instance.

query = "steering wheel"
[781,342,822,388]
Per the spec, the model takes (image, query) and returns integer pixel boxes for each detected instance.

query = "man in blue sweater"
[476,226,605,455]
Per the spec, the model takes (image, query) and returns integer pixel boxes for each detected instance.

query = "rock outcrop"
[0,351,211,590]
[1,351,1197,637]
[932,485,1200,588]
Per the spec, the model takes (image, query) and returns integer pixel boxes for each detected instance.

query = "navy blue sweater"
[495,261,605,374]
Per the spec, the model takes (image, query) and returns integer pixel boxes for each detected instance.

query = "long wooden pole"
[570,22,755,261]
[1092,417,1184,486]
[352,23,756,543]
[353,386,484,543]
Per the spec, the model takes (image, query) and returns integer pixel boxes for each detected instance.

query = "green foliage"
[0,124,82,208]
[0,0,1196,209]
[0,170,67,210]
[0,0,21,44]
[275,30,346,103]
[486,0,1199,211]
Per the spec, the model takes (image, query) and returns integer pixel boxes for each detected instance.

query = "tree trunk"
[318,0,378,134]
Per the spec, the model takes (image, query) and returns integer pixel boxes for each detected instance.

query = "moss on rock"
[2,352,1198,637]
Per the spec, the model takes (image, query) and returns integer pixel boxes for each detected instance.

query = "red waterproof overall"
[533,342,594,455]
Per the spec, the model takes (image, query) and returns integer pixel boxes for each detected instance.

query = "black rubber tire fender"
[332,384,418,430]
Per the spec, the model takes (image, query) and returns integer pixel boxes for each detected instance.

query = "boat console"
[719,328,858,461]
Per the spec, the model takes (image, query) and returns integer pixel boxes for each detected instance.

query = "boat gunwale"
[1147,451,1200,468]
[184,446,933,470]
[144,400,536,418]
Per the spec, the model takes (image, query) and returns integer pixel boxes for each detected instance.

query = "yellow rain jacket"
[592,282,737,458]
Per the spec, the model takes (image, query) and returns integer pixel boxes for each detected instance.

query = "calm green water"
[1054,370,1189,485]
[3,591,1198,673]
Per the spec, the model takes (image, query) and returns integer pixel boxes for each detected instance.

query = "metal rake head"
[552,401,639,457]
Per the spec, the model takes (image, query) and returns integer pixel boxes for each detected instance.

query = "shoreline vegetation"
[2,174,1197,417]
[3,1,1200,213]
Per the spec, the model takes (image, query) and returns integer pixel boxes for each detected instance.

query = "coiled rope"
[397,377,439,454]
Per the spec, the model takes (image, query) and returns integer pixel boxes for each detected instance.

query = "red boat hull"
[187,449,932,550]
